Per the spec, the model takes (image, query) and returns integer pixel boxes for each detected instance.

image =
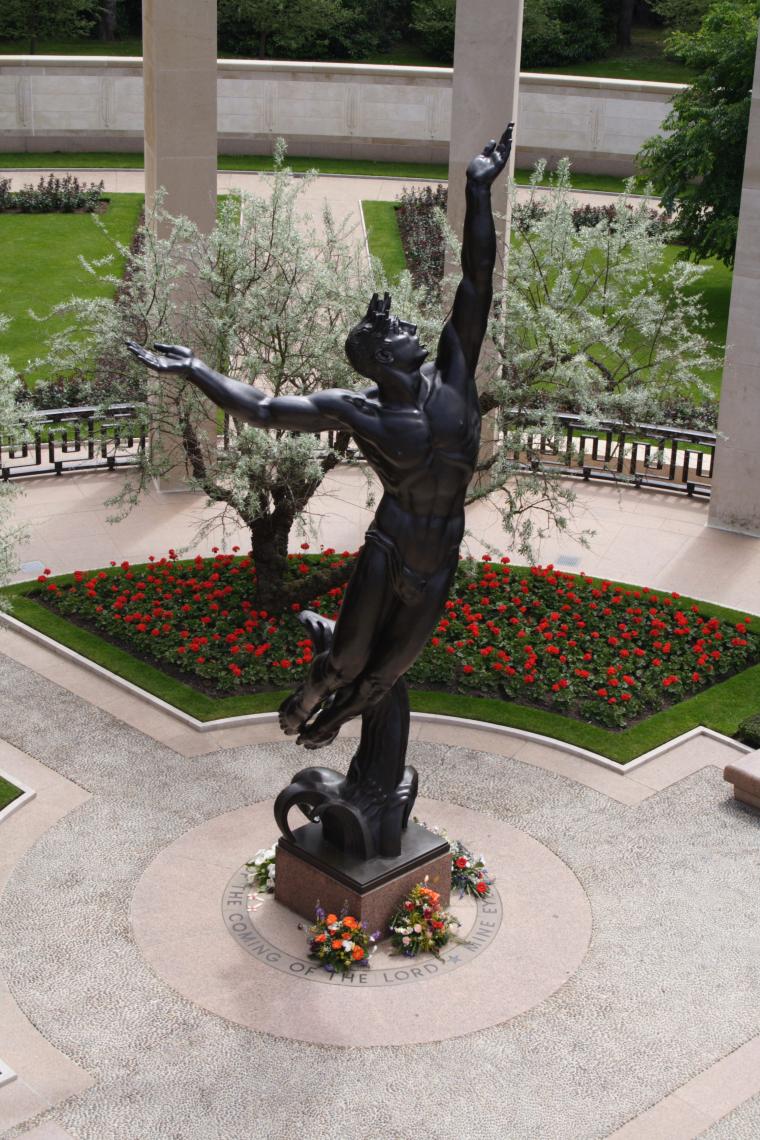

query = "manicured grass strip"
[0,776,22,811]
[0,152,451,180]
[0,38,143,56]
[1,192,143,377]
[538,57,693,83]
[0,152,637,194]
[4,575,759,763]
[3,587,289,721]
[409,664,760,765]
[0,152,145,170]
[362,201,407,282]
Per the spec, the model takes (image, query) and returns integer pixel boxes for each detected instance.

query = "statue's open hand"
[466,124,514,185]
[126,340,195,374]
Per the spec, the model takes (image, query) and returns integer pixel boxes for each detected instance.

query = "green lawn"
[0,38,142,55]
[2,573,759,765]
[663,246,732,397]
[1,193,143,377]
[362,201,407,282]
[536,27,695,84]
[0,775,22,811]
[0,153,639,195]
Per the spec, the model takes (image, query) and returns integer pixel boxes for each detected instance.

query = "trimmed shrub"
[736,713,760,748]
[4,174,104,214]
[396,183,448,298]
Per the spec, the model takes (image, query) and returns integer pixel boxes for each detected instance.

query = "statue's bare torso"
[127,125,513,751]
[340,364,481,575]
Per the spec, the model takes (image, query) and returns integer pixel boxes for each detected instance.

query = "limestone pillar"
[143,0,217,232]
[708,17,760,535]
[142,0,218,491]
[446,0,524,248]
[446,0,524,473]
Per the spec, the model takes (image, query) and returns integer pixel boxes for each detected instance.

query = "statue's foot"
[296,716,340,751]
[278,690,311,736]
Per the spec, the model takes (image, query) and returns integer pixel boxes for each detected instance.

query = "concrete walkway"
[0,634,759,1140]
[1,167,655,241]
[9,466,760,615]
[1,172,760,1140]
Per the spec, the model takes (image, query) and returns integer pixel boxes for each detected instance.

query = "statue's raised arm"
[436,123,514,383]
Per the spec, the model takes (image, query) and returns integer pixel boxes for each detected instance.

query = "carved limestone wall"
[0,56,683,175]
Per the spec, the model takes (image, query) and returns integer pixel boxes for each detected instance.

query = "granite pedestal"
[274,820,451,936]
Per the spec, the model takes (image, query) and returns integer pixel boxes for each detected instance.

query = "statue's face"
[346,298,428,385]
[375,318,429,373]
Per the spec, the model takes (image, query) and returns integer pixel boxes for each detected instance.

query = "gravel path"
[2,649,760,1140]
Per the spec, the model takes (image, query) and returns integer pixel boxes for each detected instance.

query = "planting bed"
[24,549,760,733]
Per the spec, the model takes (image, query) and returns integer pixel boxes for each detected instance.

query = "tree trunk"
[99,0,118,41]
[247,505,358,613]
[617,0,635,47]
[248,511,292,613]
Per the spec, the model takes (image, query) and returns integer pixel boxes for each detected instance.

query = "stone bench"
[724,751,760,811]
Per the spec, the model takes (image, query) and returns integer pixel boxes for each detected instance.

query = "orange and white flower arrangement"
[306,907,380,974]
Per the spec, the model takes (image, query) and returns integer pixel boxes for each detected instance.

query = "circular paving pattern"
[130,796,592,1045]
[222,865,504,987]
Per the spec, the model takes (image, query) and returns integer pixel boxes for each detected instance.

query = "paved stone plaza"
[1,638,760,1139]
[2,168,760,1139]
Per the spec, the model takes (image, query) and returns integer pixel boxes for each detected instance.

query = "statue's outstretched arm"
[126,341,351,433]
[436,124,513,378]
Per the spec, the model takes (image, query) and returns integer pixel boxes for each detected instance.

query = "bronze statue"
[128,125,513,861]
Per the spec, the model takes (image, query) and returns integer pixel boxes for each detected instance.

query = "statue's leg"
[297,553,458,748]
[278,540,395,735]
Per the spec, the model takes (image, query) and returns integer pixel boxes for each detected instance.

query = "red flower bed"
[37,549,760,729]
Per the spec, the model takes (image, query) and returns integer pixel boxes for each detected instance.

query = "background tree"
[0,0,95,52]
[522,0,610,68]
[0,323,25,607]
[409,0,456,62]
[471,162,718,553]
[409,0,610,68]
[329,0,411,60]
[39,158,439,611]
[217,0,350,60]
[98,0,118,42]
[648,0,711,32]
[638,0,759,266]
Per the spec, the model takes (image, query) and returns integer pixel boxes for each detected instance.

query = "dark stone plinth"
[275,821,450,938]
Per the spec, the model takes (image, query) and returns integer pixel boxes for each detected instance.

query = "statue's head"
[345,293,428,386]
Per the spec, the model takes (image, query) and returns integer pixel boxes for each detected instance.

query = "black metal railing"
[1,404,717,498]
[507,412,716,498]
[1,403,147,480]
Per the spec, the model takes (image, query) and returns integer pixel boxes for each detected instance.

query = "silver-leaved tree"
[37,153,719,597]
[0,320,25,606]
[38,154,440,610]
[470,160,718,556]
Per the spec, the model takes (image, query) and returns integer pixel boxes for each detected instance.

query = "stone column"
[446,0,524,474]
[446,0,524,248]
[708,17,760,536]
[143,0,217,232]
[143,0,218,491]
